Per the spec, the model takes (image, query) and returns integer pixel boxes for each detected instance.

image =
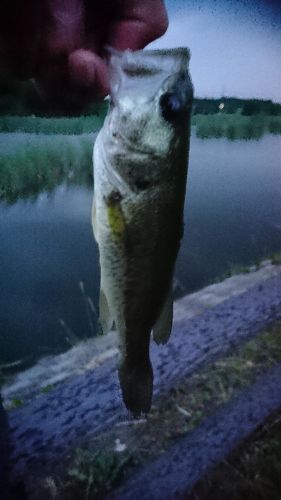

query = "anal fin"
[152,290,173,345]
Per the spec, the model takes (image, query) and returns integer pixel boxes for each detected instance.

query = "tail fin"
[152,289,173,345]
[118,359,153,416]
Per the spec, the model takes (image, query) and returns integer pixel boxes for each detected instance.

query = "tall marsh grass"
[0,113,106,134]
[191,113,281,140]
[0,133,93,203]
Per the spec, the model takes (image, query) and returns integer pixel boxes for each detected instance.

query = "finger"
[106,0,168,51]
[68,49,109,97]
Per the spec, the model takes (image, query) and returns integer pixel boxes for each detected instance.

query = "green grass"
[187,409,281,500]
[212,253,281,285]
[0,134,93,203]
[64,449,132,500]
[150,320,281,434]
[0,108,107,135]
[41,384,54,394]
[37,449,133,500]
[212,264,253,284]
[191,113,281,140]
[11,398,23,408]
[270,252,281,265]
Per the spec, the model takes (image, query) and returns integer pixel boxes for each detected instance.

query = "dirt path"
[5,264,281,490]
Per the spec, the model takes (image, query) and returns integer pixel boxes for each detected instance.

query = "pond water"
[0,132,281,366]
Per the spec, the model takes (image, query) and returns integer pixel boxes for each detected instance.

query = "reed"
[192,113,281,140]
[0,134,93,203]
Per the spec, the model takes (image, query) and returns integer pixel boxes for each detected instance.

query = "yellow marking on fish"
[107,204,125,239]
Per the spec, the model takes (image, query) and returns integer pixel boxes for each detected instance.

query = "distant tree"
[242,101,260,115]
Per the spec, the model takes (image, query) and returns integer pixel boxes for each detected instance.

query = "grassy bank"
[192,113,281,139]
[34,320,281,499]
[211,252,281,285]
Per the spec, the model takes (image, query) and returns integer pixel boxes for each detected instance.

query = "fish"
[92,47,193,415]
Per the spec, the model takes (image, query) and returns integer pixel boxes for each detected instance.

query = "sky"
[148,0,281,101]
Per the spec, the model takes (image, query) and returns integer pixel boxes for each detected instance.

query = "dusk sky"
[148,0,281,101]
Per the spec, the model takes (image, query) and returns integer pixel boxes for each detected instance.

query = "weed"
[41,384,54,394]
[270,252,281,265]
[11,398,23,408]
[63,448,132,499]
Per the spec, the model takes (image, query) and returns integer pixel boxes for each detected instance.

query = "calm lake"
[0,132,281,366]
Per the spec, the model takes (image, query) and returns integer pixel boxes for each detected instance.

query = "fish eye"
[160,92,182,121]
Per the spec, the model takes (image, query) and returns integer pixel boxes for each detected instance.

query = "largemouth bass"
[93,47,193,414]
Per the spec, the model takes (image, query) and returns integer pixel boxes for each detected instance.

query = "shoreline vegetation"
[0,111,280,138]
[0,96,280,134]
[0,133,94,203]
[0,98,280,203]
[192,113,281,139]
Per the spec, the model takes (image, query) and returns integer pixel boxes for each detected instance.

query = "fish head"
[106,48,193,161]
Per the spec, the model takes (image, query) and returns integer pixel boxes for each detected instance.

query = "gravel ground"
[5,268,281,492]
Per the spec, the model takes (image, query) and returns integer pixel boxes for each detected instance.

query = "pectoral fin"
[152,290,173,345]
[92,199,98,242]
[99,288,114,334]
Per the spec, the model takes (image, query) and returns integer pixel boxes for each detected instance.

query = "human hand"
[0,0,168,107]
